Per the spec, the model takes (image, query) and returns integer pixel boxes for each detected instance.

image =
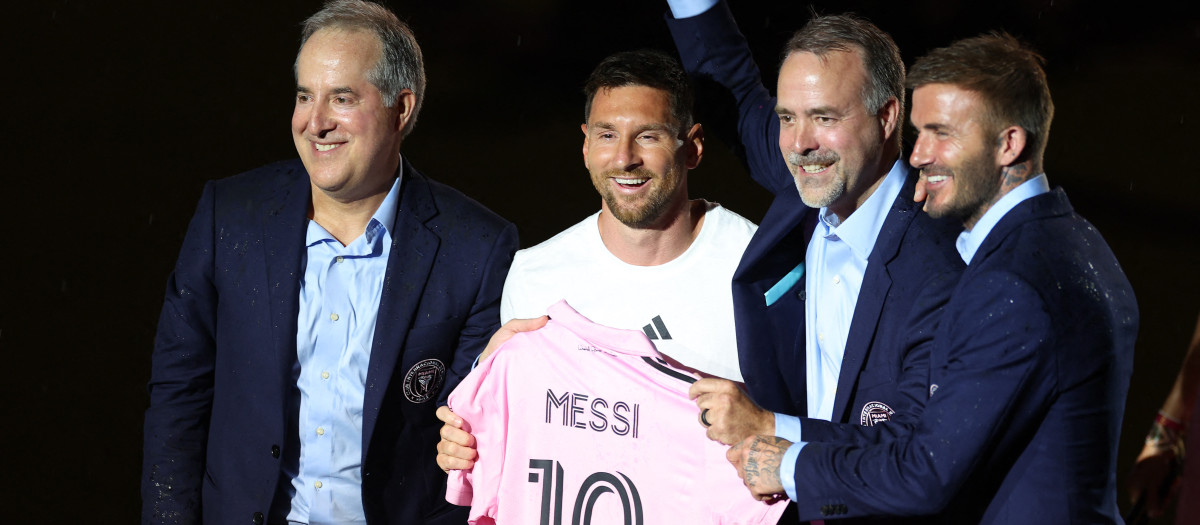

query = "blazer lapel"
[361,159,440,452]
[830,172,919,421]
[970,188,1072,267]
[262,164,312,397]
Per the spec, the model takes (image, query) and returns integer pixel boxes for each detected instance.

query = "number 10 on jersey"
[528,459,645,525]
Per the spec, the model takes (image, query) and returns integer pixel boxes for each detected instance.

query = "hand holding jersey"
[689,378,775,446]
[437,315,548,472]
[728,435,792,501]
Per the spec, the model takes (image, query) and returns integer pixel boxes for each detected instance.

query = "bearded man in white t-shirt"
[434,49,758,471]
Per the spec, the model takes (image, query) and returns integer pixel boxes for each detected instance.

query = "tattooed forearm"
[740,435,791,496]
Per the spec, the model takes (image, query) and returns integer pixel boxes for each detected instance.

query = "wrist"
[1147,411,1186,460]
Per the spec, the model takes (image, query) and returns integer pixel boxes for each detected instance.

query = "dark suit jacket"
[791,188,1138,523]
[667,1,961,437]
[141,158,517,525]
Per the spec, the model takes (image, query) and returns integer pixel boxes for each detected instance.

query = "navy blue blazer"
[142,158,517,525]
[667,1,962,433]
[791,189,1138,523]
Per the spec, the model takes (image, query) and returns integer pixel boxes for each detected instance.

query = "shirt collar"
[955,173,1050,264]
[305,160,405,249]
[817,159,907,261]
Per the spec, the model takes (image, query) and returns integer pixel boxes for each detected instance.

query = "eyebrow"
[589,121,676,134]
[294,85,357,96]
[775,105,841,117]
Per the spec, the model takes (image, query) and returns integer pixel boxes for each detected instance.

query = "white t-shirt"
[501,202,757,381]
[446,300,787,525]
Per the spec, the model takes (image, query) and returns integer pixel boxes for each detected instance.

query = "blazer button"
[271,445,280,459]
[252,511,264,525]
[797,289,806,301]
[820,504,831,516]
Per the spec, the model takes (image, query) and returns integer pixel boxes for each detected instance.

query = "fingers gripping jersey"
[446,301,787,524]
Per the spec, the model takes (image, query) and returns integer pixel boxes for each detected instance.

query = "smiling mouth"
[800,163,832,173]
[614,177,649,188]
[315,143,340,152]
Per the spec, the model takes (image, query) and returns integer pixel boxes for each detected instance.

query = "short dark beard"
[594,167,679,229]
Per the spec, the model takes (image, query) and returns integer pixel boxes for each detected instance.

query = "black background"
[5,0,1199,520]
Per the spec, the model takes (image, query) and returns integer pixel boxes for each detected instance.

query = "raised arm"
[665,0,794,195]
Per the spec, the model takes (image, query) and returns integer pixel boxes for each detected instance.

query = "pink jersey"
[446,300,787,524]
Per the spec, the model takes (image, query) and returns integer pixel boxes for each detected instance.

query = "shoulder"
[413,171,513,232]
[511,213,602,270]
[209,159,307,196]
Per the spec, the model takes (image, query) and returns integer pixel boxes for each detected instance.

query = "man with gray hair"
[665,3,961,521]
[727,32,1137,523]
[141,1,515,523]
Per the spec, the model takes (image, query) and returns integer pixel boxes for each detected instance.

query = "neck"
[310,178,394,246]
[828,153,896,222]
[597,199,706,266]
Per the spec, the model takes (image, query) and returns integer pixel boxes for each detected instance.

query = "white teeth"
[926,175,949,183]
[315,143,339,152]
[801,164,829,173]
[615,178,648,185]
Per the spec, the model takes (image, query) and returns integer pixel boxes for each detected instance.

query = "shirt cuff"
[775,413,803,442]
[781,441,805,501]
[665,0,719,19]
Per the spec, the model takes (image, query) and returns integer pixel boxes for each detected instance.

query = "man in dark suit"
[140,1,516,524]
[668,0,960,492]
[727,33,1138,524]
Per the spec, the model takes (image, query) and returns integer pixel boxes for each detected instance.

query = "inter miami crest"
[860,401,895,426]
[403,358,446,403]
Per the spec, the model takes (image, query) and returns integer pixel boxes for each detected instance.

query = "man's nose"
[614,138,642,171]
[909,135,933,169]
[306,103,335,137]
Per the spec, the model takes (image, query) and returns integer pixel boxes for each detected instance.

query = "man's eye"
[778,115,794,124]
[335,96,350,104]
[296,94,311,103]
[816,116,835,125]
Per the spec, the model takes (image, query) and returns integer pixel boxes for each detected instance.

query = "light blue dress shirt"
[666,0,718,18]
[955,174,1049,264]
[287,170,403,525]
[775,160,907,499]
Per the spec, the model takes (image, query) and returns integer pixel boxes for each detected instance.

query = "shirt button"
[321,371,330,380]
[330,313,339,321]
[314,480,323,489]
[818,333,825,342]
[833,275,841,285]
[316,427,325,436]
[335,256,344,263]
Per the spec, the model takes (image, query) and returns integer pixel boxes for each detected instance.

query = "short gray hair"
[296,0,426,138]
[784,14,904,149]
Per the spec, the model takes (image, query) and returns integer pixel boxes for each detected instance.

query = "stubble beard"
[923,148,1001,225]
[594,167,679,229]
[787,151,845,209]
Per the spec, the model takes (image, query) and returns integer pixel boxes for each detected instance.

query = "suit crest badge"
[403,358,446,403]
[860,401,895,426]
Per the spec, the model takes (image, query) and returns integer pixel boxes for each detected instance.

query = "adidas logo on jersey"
[642,315,672,340]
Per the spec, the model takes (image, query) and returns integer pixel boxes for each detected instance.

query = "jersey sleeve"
[445,343,513,523]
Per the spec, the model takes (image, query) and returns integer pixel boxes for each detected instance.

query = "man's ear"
[684,123,704,170]
[393,89,417,132]
[996,125,1027,166]
[877,96,901,143]
[581,123,591,171]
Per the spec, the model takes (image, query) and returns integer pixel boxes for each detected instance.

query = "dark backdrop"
[5,0,1198,520]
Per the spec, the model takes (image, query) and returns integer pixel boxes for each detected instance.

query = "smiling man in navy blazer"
[727,33,1138,523]
[140,1,516,524]
[668,0,962,488]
